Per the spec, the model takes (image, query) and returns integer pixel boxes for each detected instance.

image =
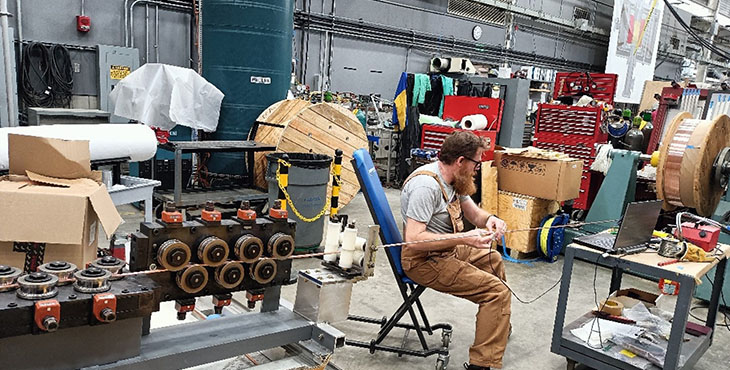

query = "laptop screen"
[614,200,663,249]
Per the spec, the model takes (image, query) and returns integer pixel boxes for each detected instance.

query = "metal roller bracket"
[358,225,380,281]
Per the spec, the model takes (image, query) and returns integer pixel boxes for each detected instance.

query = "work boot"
[463,363,490,370]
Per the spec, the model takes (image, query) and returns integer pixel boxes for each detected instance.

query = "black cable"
[663,0,730,61]
[586,252,629,349]
[695,274,730,332]
[49,45,74,107]
[486,239,562,305]
[20,42,74,108]
[20,42,53,107]
[688,304,730,330]
[586,257,605,348]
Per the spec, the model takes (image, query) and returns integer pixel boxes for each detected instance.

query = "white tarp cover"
[109,63,224,132]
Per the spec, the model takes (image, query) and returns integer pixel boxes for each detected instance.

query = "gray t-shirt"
[401,162,469,234]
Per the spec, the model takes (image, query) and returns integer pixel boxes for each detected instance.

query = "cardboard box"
[480,161,498,216]
[611,288,659,309]
[0,135,121,271]
[494,149,582,201]
[497,191,559,253]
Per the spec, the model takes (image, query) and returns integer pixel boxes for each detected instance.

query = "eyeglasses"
[463,157,481,171]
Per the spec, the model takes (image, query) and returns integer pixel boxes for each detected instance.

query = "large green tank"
[202,0,293,175]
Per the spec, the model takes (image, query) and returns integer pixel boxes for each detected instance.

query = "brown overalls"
[401,170,511,369]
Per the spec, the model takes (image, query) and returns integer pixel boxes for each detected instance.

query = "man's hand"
[486,216,507,240]
[463,229,494,249]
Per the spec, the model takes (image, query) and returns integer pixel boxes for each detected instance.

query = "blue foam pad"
[352,149,413,284]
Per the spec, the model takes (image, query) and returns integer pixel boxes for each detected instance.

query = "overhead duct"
[429,57,477,75]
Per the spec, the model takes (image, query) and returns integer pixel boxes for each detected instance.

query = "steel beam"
[92,307,327,370]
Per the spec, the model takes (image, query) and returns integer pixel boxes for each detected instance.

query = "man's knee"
[477,283,511,306]
[487,252,506,280]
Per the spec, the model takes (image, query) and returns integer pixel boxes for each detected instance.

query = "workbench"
[551,243,730,370]
[108,176,161,223]
[156,140,276,207]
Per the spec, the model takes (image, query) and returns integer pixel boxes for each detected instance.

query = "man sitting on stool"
[400,131,509,370]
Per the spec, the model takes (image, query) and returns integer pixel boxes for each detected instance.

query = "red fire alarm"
[77,15,91,32]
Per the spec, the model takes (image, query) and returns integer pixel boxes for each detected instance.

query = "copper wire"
[663,118,701,206]
[0,218,621,288]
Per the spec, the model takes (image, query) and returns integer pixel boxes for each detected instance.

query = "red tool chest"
[553,72,618,105]
[442,96,504,132]
[421,124,497,161]
[533,104,607,210]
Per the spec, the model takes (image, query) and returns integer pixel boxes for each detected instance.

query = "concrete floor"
[113,188,730,369]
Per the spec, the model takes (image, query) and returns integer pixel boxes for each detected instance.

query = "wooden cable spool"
[656,113,730,216]
[252,100,368,208]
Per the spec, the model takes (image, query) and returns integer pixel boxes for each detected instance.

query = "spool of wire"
[537,214,570,262]
[656,114,730,216]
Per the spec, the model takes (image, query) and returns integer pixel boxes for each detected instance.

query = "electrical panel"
[97,45,139,123]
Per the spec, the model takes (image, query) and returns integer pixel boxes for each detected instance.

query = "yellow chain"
[275,158,335,223]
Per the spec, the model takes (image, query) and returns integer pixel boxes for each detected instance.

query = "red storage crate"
[442,96,504,132]
[420,124,496,161]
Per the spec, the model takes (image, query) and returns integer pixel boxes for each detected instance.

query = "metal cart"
[551,243,729,370]
[155,140,276,208]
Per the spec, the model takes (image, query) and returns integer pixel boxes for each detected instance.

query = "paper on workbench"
[571,318,643,348]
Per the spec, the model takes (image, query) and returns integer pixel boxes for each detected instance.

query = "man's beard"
[453,167,477,196]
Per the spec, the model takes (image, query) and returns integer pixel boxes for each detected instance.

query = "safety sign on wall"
[110,65,132,80]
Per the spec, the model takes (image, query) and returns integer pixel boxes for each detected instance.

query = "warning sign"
[110,65,131,80]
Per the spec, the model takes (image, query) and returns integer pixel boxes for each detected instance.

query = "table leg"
[261,285,281,313]
[247,149,255,188]
[174,149,182,206]
[144,195,153,223]
[551,246,576,354]
[566,359,576,370]
[664,274,695,369]
[707,258,727,336]
[609,267,623,294]
[113,163,122,185]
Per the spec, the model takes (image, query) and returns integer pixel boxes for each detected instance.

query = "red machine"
[646,86,710,154]
[420,124,497,161]
[442,96,504,132]
[533,72,617,212]
[679,222,720,252]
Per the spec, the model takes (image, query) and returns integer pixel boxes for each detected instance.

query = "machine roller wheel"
[268,233,295,260]
[234,234,263,263]
[157,239,192,271]
[214,262,245,289]
[176,265,209,294]
[250,259,277,284]
[197,236,229,267]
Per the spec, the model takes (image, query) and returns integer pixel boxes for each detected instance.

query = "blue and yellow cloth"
[392,72,408,131]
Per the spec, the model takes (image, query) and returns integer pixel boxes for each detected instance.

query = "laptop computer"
[573,200,662,255]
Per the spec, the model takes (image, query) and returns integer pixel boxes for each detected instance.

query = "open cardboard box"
[493,147,583,202]
[0,135,122,271]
